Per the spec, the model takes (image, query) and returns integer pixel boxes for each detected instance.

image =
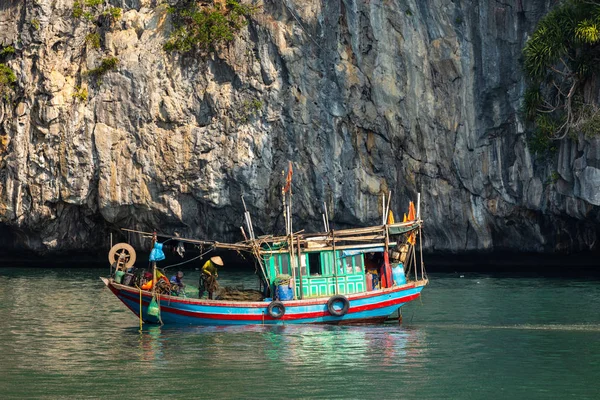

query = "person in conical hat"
[210,256,224,266]
[200,256,224,299]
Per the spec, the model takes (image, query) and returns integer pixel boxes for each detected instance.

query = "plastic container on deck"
[392,264,406,286]
[122,273,134,286]
[277,285,294,301]
[115,270,125,284]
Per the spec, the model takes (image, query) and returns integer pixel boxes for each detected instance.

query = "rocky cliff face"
[0,0,598,254]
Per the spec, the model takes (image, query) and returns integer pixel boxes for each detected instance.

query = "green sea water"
[0,267,599,399]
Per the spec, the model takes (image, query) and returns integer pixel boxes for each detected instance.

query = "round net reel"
[108,243,137,270]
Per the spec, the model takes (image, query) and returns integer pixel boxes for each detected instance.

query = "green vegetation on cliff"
[73,0,121,24]
[523,0,600,150]
[87,57,119,80]
[86,32,101,49]
[164,0,256,53]
[0,46,15,58]
[0,64,16,96]
[72,86,89,102]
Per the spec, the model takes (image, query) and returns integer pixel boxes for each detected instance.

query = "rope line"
[161,246,215,270]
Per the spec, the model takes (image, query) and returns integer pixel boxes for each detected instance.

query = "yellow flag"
[387,210,395,224]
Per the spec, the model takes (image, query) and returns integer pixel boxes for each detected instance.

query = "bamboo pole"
[120,228,253,251]
[405,245,413,281]
[121,223,416,245]
[326,235,386,241]
[289,232,297,300]
[297,236,304,300]
[331,230,339,295]
[385,190,392,223]
[249,238,270,295]
[323,201,330,232]
[289,170,293,235]
[382,194,386,224]
[261,241,400,254]
[412,241,418,281]
[152,261,157,297]
[384,226,390,287]
[139,286,143,331]
[419,227,424,280]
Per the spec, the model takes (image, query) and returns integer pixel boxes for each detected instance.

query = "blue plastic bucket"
[277,285,293,301]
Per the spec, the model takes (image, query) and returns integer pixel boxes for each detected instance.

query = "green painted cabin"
[263,249,368,298]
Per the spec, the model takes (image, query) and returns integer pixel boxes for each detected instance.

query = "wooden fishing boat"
[102,215,428,326]
[102,172,428,326]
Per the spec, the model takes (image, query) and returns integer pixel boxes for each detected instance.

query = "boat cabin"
[263,246,389,298]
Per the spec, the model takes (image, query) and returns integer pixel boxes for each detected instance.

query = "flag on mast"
[283,161,293,193]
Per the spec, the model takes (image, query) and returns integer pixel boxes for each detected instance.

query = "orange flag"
[283,162,293,193]
[407,201,416,221]
[387,210,395,224]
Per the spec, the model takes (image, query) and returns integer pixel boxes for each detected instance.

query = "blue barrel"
[277,285,294,301]
[392,264,406,285]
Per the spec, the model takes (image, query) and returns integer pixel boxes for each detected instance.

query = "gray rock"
[0,0,597,254]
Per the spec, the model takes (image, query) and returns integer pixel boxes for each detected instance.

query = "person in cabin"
[170,271,185,295]
[200,256,224,299]
[365,252,381,289]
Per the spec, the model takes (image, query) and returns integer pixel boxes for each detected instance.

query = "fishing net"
[273,274,292,286]
[217,287,264,302]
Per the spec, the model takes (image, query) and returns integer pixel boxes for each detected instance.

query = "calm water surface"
[0,267,599,399]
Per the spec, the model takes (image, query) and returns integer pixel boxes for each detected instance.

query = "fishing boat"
[101,169,428,326]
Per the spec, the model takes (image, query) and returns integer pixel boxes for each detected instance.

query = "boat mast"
[331,229,339,295]
[283,162,298,299]
[296,235,304,299]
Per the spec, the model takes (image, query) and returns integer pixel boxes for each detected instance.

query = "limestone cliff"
[0,0,598,253]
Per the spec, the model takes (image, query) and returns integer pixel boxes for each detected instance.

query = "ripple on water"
[0,268,599,399]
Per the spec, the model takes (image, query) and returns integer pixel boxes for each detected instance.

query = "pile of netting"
[273,274,292,286]
[217,286,264,301]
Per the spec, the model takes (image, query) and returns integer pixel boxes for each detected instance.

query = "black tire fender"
[327,295,350,316]
[267,301,286,319]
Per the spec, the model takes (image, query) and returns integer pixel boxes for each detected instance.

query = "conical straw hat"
[210,256,224,266]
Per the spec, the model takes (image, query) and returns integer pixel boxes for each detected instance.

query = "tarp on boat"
[388,223,419,235]
[341,247,384,257]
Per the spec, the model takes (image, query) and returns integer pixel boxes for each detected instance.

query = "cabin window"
[271,254,291,276]
[308,252,322,276]
[299,255,307,277]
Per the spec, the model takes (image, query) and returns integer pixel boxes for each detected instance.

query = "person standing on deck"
[200,256,224,299]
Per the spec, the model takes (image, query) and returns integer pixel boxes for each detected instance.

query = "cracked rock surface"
[0,0,598,253]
